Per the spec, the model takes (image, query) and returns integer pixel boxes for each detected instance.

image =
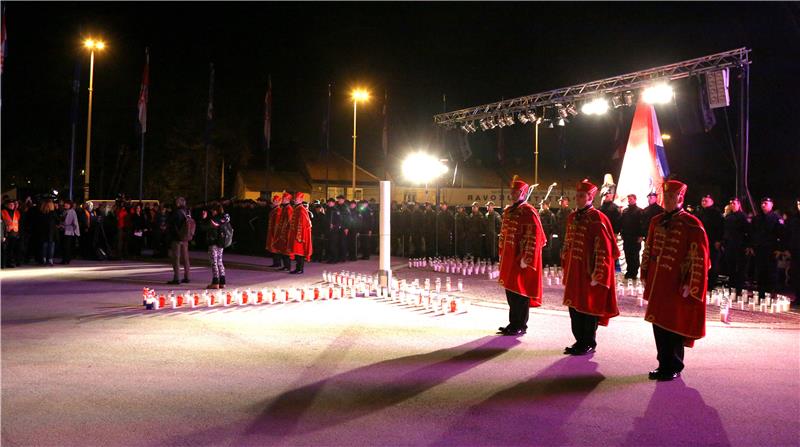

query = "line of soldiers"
[389,201,502,260]
[497,176,711,382]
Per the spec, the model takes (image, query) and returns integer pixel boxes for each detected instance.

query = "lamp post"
[82,38,105,201]
[351,88,369,200]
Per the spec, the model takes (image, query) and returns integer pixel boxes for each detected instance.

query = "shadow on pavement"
[243,335,521,440]
[432,356,605,446]
[621,379,730,446]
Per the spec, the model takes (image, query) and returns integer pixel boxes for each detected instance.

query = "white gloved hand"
[520,259,528,269]
[590,279,599,287]
[681,285,690,298]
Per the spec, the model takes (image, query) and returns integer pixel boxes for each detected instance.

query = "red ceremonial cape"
[498,202,546,307]
[266,205,282,252]
[273,204,294,256]
[561,206,620,325]
[641,210,709,347]
[289,204,313,260]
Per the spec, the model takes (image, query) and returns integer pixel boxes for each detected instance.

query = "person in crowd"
[697,194,725,290]
[19,197,36,265]
[266,195,282,267]
[2,199,21,268]
[747,197,784,300]
[538,201,557,266]
[358,200,375,260]
[274,192,294,271]
[619,194,644,279]
[115,200,131,260]
[310,201,326,262]
[288,192,313,274]
[334,195,349,262]
[786,198,800,308]
[166,197,192,284]
[36,199,59,266]
[497,175,546,336]
[641,191,664,240]
[485,201,502,262]
[409,202,424,258]
[553,196,572,267]
[723,197,750,294]
[130,203,147,256]
[77,201,95,259]
[60,200,80,264]
[435,202,454,257]
[641,180,709,381]
[455,205,468,257]
[467,202,485,258]
[599,190,621,234]
[201,202,231,289]
[561,179,620,355]
[344,200,359,261]
[423,202,436,258]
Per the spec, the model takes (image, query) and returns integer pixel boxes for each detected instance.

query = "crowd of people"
[2,189,799,304]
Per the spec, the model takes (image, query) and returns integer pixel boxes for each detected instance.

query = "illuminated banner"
[616,102,669,208]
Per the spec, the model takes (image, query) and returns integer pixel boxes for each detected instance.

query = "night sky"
[2,2,799,207]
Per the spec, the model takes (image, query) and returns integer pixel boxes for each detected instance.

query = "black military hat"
[728,197,740,202]
[761,197,773,203]
[326,197,335,203]
[647,191,658,197]
[336,194,345,200]
[559,195,569,201]
[702,194,713,199]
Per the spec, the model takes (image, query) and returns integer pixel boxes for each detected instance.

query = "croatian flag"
[616,102,670,208]
[137,48,149,133]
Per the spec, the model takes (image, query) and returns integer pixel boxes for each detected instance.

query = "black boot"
[290,257,305,274]
[219,275,226,289]
[269,255,281,268]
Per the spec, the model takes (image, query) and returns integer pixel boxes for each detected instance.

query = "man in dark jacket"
[747,197,784,300]
[325,198,342,263]
[538,201,557,266]
[423,203,436,257]
[553,196,572,266]
[466,202,485,258]
[166,196,191,285]
[696,194,725,289]
[786,198,800,308]
[435,202,454,257]
[619,194,644,279]
[344,200,359,261]
[723,197,750,293]
[599,191,621,234]
[358,200,374,260]
[641,192,664,239]
[485,201,502,262]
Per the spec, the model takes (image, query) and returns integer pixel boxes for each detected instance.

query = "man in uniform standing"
[335,195,349,262]
[467,202,485,258]
[344,200,359,261]
[747,197,784,300]
[641,191,664,240]
[497,176,546,336]
[408,203,424,257]
[455,205,468,258]
[266,195,282,267]
[485,201,502,262]
[423,202,436,257]
[325,198,342,263]
[599,189,621,234]
[288,192,312,274]
[553,196,572,266]
[697,194,724,290]
[619,194,644,279]
[273,192,294,271]
[641,180,709,381]
[358,200,374,260]
[723,197,749,294]
[436,202,453,257]
[538,200,557,266]
[561,180,620,355]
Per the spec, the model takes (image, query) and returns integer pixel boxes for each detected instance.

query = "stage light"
[642,84,673,104]
[402,152,449,184]
[546,119,554,129]
[496,115,506,128]
[503,114,515,126]
[557,118,566,127]
[556,104,568,119]
[467,122,477,132]
[479,119,490,131]
[661,133,671,141]
[623,91,635,106]
[566,104,578,116]
[518,112,530,124]
[611,94,624,108]
[487,117,497,129]
[581,97,609,115]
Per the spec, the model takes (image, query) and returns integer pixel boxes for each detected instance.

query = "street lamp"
[351,88,369,200]
[82,38,106,201]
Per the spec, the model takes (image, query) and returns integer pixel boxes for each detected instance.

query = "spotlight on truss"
[479,119,490,131]
[503,114,515,126]
[643,83,673,104]
[545,119,554,129]
[496,115,507,128]
[611,94,625,108]
[566,104,578,116]
[518,112,530,124]
[581,97,610,115]
[557,117,566,127]
[556,104,568,119]
[624,91,635,106]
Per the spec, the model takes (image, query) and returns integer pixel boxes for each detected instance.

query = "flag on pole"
[1,6,7,75]
[616,102,670,208]
[137,47,149,133]
[263,75,272,151]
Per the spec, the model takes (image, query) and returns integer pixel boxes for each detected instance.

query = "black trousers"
[723,244,746,292]
[360,233,372,259]
[708,243,721,290]
[62,235,76,263]
[754,248,777,298]
[623,240,641,279]
[281,254,292,269]
[568,307,599,348]
[505,289,530,331]
[293,256,305,272]
[653,324,685,373]
[327,231,340,262]
[346,230,357,260]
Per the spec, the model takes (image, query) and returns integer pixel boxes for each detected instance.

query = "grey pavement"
[2,256,799,446]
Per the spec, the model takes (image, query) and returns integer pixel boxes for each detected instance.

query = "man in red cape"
[497,175,546,336]
[273,192,294,272]
[288,192,313,274]
[267,194,282,267]
[641,180,709,381]
[561,179,620,355]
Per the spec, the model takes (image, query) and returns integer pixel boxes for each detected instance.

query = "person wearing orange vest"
[266,195,282,267]
[288,192,313,274]
[641,180,710,381]
[561,179,620,356]
[2,199,21,268]
[496,175,546,336]
[273,192,294,271]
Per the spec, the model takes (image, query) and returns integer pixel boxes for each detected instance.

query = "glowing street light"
[351,88,370,199]
[661,133,672,141]
[82,37,106,201]
[402,152,449,185]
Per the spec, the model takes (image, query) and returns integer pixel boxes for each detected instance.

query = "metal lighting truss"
[434,47,751,127]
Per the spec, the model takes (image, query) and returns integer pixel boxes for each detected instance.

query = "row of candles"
[408,257,500,279]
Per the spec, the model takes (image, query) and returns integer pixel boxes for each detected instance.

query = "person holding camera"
[202,203,231,289]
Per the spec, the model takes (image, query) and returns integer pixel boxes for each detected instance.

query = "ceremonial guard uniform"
[288,193,313,274]
[273,193,294,271]
[641,180,709,381]
[497,177,546,336]
[266,195,282,267]
[485,201,502,261]
[561,180,620,355]
[722,197,749,293]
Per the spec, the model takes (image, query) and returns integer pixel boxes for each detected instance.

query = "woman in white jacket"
[61,200,81,264]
